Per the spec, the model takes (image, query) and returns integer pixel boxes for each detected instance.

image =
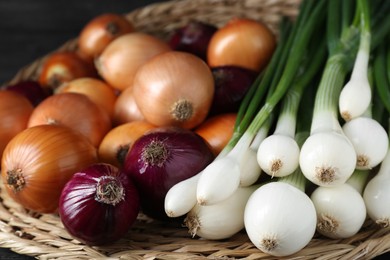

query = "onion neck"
[346,169,370,194]
[311,55,347,134]
[95,176,125,206]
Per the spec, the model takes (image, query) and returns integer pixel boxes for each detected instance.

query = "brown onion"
[38,51,96,91]
[57,77,117,119]
[28,92,112,147]
[96,32,171,91]
[98,121,156,167]
[133,51,214,129]
[0,90,34,160]
[78,13,135,62]
[1,124,98,213]
[113,86,145,126]
[195,113,237,156]
[207,18,276,72]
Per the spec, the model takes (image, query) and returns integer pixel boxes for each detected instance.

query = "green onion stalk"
[196,0,328,206]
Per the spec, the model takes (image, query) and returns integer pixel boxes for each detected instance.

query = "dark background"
[0,0,166,86]
[0,0,389,259]
[0,1,165,258]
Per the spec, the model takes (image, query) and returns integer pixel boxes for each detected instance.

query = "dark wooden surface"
[0,1,165,258]
[0,0,389,259]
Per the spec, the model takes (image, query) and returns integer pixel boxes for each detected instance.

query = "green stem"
[311,54,348,133]
[373,43,390,114]
[278,131,310,192]
[244,0,326,137]
[346,169,370,194]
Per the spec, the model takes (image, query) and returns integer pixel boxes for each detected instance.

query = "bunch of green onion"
[165,0,390,256]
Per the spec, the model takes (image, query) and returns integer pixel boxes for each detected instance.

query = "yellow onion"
[1,124,98,213]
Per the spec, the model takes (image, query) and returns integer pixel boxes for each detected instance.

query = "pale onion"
[363,148,390,227]
[132,51,215,129]
[342,116,388,169]
[244,182,317,257]
[196,124,267,206]
[77,13,135,62]
[310,181,367,239]
[28,92,112,147]
[164,173,200,218]
[257,134,299,177]
[184,185,257,240]
[299,129,357,187]
[96,32,171,91]
[339,30,371,121]
[57,77,118,119]
[113,86,145,126]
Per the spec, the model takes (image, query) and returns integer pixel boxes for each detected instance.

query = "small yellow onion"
[98,120,156,167]
[28,92,112,147]
[113,86,145,126]
[207,18,276,72]
[133,51,215,129]
[96,32,171,91]
[0,90,34,160]
[195,113,237,156]
[1,124,98,213]
[77,13,135,62]
[57,77,118,119]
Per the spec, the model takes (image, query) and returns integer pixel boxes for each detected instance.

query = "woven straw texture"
[1,0,390,259]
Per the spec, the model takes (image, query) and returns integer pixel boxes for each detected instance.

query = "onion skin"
[195,113,237,156]
[78,13,135,62]
[1,125,98,213]
[123,126,214,220]
[5,80,51,106]
[133,51,215,129]
[28,92,112,147]
[38,51,96,91]
[59,163,140,246]
[96,32,171,91]
[207,18,276,72]
[98,121,156,167]
[113,86,145,126]
[57,77,118,119]
[0,90,34,160]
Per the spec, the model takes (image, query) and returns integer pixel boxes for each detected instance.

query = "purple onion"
[168,20,217,60]
[5,80,51,106]
[209,65,257,115]
[59,163,140,246]
[123,126,214,220]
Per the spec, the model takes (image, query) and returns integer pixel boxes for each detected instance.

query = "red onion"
[123,126,214,220]
[209,65,257,115]
[168,21,217,61]
[59,163,140,246]
[5,80,51,106]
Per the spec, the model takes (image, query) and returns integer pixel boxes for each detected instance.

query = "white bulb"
[299,131,357,187]
[363,175,390,227]
[257,134,300,177]
[342,117,389,169]
[244,182,316,257]
[311,184,367,239]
